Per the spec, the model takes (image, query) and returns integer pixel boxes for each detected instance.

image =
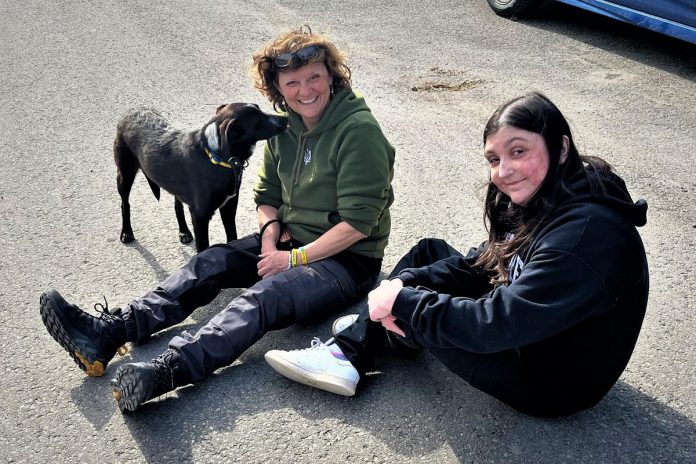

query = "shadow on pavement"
[125,241,194,283]
[95,345,696,462]
[67,286,695,463]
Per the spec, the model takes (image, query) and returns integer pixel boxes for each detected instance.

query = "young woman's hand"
[257,250,290,279]
[368,278,405,336]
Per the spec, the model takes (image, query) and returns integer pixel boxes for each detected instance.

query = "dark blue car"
[487,0,696,45]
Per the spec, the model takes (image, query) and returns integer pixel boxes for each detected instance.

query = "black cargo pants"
[122,234,376,383]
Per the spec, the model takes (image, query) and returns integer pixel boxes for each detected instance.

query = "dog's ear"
[215,104,228,114]
[219,119,245,157]
[220,118,243,139]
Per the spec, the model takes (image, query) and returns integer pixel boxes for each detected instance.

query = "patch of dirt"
[410,66,486,92]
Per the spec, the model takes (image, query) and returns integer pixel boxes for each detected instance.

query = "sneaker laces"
[300,337,338,352]
[304,337,327,351]
[294,337,348,367]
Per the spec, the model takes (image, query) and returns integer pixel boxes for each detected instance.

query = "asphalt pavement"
[1,1,694,462]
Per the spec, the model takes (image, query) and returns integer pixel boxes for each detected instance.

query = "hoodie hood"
[563,167,648,227]
[286,88,371,136]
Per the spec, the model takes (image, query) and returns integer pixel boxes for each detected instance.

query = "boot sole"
[110,364,150,413]
[39,290,126,377]
[264,351,357,396]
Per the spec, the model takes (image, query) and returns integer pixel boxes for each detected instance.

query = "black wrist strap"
[259,219,282,238]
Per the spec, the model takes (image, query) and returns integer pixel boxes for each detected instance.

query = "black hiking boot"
[110,349,188,412]
[39,289,130,377]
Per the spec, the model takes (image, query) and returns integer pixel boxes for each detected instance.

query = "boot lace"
[151,351,176,394]
[94,296,121,320]
[94,296,111,314]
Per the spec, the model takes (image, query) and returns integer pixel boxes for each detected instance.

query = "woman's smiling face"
[484,126,551,205]
[276,61,332,130]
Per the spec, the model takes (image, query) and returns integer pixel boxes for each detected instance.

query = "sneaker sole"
[264,351,357,396]
[39,290,125,377]
[331,314,359,337]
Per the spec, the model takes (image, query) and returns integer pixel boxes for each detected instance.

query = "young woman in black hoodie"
[265,92,650,417]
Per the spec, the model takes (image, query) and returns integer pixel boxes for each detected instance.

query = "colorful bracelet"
[288,248,309,268]
[298,246,308,265]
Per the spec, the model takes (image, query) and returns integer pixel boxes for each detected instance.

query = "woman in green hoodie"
[39,26,395,412]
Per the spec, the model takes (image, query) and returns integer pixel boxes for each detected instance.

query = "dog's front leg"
[174,198,194,244]
[219,194,239,243]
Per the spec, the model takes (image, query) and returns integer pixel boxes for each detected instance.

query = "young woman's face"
[276,61,332,130]
[484,126,550,205]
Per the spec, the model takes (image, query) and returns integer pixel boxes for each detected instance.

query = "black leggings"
[334,238,571,417]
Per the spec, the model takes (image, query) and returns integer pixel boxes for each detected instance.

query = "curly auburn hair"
[250,26,352,112]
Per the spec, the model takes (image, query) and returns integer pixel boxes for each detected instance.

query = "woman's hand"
[257,250,290,279]
[368,278,405,336]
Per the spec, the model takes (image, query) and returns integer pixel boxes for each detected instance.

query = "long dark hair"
[475,92,612,286]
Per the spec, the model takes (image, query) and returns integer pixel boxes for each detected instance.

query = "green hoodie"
[253,89,395,258]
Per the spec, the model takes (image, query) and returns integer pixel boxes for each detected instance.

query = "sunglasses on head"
[273,44,322,68]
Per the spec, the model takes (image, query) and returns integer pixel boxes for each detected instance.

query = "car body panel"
[554,0,696,44]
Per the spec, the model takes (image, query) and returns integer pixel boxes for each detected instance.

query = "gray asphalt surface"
[1,1,695,463]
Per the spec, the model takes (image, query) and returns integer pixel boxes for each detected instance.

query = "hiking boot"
[110,349,186,412]
[331,314,359,336]
[39,289,130,377]
[265,338,359,396]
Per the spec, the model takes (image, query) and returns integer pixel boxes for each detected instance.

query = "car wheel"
[487,0,538,18]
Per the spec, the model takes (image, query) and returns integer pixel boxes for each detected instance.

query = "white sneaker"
[331,314,359,336]
[265,338,359,396]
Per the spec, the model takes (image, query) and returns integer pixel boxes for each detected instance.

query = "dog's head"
[203,103,288,163]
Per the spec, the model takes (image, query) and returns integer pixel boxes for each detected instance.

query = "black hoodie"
[392,168,649,414]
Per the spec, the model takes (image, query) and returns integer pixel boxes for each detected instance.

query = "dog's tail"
[144,175,161,201]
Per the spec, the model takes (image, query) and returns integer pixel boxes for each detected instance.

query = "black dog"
[114,103,287,252]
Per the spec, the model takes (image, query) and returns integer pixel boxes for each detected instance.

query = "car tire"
[487,0,538,18]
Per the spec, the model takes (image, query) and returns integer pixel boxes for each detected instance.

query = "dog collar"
[205,146,242,170]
